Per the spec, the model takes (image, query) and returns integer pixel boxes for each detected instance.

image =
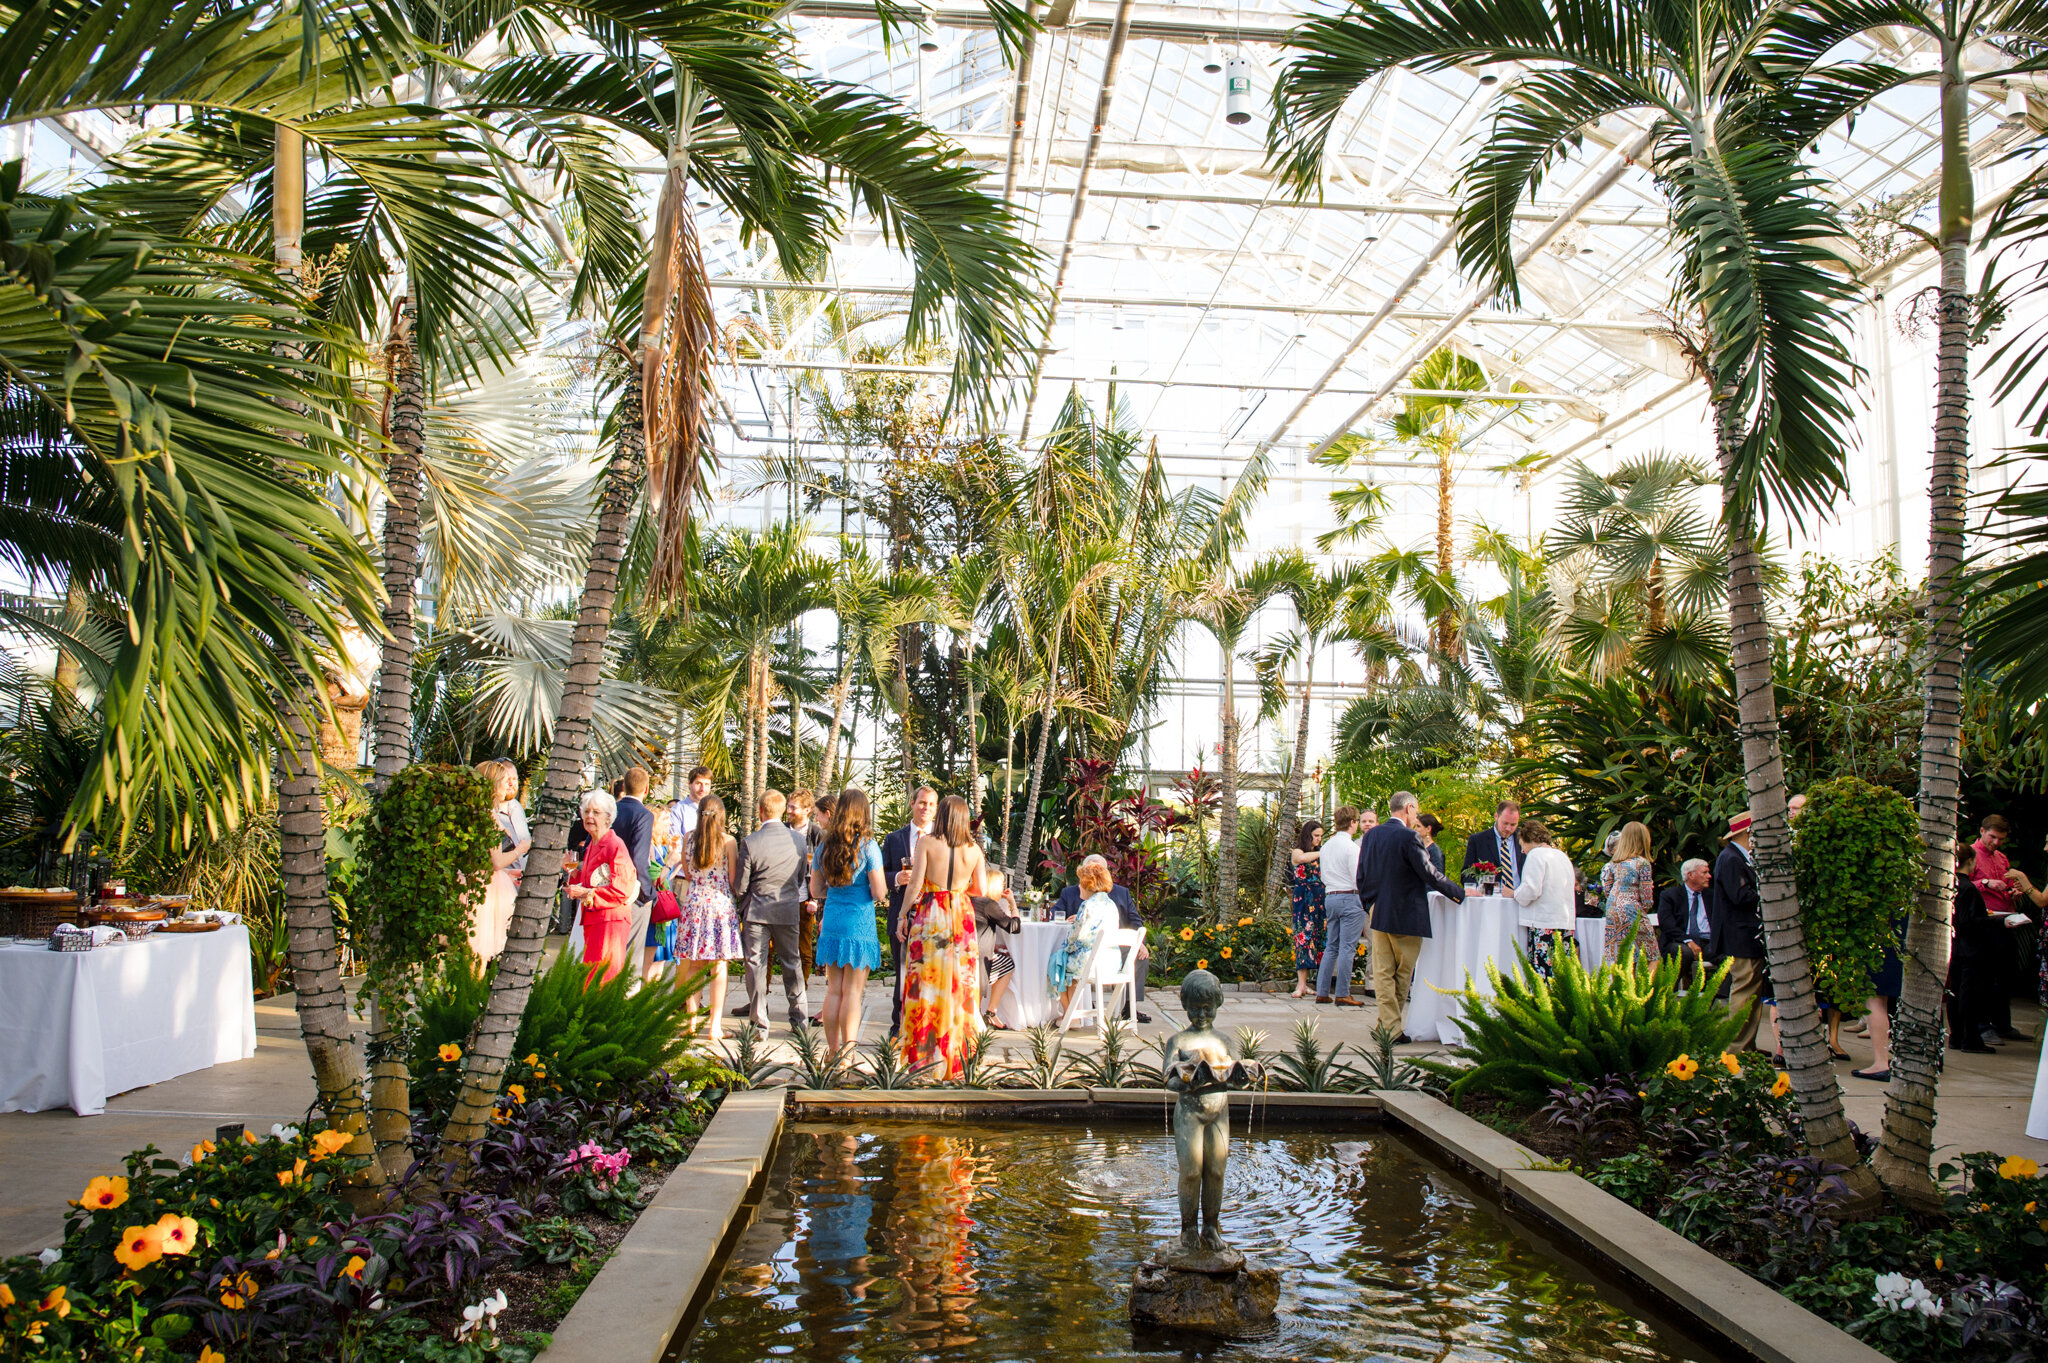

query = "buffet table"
[993,920,1071,1029]
[0,925,257,1115]
[1406,894,1522,1044]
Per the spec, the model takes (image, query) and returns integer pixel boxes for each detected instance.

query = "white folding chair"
[1059,927,1143,1034]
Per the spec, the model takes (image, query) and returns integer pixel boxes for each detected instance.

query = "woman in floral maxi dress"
[898,795,983,1080]
[1602,820,1660,967]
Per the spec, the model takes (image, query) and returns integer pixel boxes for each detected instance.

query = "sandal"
[1851,1067,1890,1082]
[1829,1047,1852,1061]
[982,1010,1006,1030]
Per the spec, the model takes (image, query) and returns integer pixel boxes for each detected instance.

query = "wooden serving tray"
[85,907,167,923]
[156,920,223,934]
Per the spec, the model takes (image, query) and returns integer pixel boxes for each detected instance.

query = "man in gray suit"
[732,789,811,1032]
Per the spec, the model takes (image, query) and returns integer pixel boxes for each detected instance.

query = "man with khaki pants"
[1355,791,1465,1041]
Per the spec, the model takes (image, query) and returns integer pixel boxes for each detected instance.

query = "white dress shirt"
[1322,830,1358,894]
[1511,845,1576,930]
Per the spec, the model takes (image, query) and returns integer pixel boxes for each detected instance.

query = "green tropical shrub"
[413,953,700,1105]
[1153,914,1291,982]
[1440,947,1743,1104]
[355,765,499,1006]
[1792,776,1917,1018]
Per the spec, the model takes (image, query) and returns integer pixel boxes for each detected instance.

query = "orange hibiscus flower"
[154,1213,200,1256]
[76,1175,129,1211]
[114,1223,166,1272]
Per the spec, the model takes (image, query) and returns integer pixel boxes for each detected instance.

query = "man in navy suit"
[611,767,657,984]
[1461,800,1523,888]
[1709,812,1765,1050]
[880,786,937,1036]
[1357,790,1465,1041]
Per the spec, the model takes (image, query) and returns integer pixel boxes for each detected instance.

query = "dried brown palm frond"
[641,166,717,606]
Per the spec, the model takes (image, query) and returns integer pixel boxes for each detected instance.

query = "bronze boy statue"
[1160,969,1263,1266]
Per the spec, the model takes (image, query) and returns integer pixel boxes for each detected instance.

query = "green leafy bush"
[1441,947,1743,1104]
[413,953,699,1106]
[1792,776,1917,1018]
[1153,914,1290,982]
[355,765,499,1004]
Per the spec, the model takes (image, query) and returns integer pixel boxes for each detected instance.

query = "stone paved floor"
[7,963,2044,1258]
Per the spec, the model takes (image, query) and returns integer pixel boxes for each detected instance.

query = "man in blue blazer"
[1461,800,1523,888]
[1357,790,1465,1041]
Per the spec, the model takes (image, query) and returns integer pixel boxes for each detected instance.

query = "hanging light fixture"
[2007,84,2030,120]
[1144,200,1164,231]
[1224,52,1256,126]
[1479,71,1499,86]
[1201,39,1222,75]
[1112,305,1126,330]
[919,34,940,52]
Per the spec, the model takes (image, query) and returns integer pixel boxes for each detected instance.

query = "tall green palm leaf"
[1270,0,1872,1201]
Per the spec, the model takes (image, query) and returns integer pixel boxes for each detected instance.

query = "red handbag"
[649,887,683,925]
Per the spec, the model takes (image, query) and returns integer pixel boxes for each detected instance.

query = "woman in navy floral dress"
[1289,821,1326,998]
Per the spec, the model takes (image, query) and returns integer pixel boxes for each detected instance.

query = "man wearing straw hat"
[1709,812,1765,1050]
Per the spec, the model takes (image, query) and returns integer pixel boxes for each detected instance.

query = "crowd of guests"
[468,758,2041,1076]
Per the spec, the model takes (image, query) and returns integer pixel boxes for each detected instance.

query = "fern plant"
[785,1023,854,1090]
[1268,1018,1358,1093]
[1445,946,1741,1104]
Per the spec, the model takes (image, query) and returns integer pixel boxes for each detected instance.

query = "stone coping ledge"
[537,1089,784,1363]
[785,1088,1386,1120]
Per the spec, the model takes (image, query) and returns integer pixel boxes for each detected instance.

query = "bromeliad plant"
[1440,947,1742,1105]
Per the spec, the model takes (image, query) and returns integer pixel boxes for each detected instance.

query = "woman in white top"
[1511,819,1577,979]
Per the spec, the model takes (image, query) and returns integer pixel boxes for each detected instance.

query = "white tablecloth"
[1407,895,1522,1045]
[1577,917,1606,974]
[0,926,257,1115]
[2028,1029,2048,1141]
[995,920,1071,1028]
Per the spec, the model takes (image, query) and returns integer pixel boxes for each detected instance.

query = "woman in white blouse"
[1511,819,1577,978]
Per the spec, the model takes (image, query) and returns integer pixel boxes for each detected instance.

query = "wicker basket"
[49,927,98,952]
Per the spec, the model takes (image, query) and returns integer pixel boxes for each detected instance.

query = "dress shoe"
[1952,1037,1996,1054]
[1314,995,1334,1004]
[729,1005,751,1018]
[1334,996,1364,1008]
[1394,1033,1413,1045]
[1996,1027,2033,1042]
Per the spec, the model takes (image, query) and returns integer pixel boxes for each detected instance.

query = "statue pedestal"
[1128,1242,1279,1337]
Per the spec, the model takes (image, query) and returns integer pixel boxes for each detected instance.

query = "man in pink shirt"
[1971,815,2028,1043]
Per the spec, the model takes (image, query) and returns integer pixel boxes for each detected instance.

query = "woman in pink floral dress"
[1602,820,1660,967]
[670,795,743,1040]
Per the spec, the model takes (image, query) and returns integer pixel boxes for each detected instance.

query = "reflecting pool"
[676,1119,1721,1362]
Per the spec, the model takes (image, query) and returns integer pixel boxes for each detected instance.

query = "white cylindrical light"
[1224,53,1256,126]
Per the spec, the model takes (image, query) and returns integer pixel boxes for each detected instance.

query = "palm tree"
[1764,0,2048,1206]
[1271,0,1873,1203]
[941,552,999,819]
[1255,556,1371,912]
[1169,553,1294,917]
[373,298,428,787]
[1548,455,1728,683]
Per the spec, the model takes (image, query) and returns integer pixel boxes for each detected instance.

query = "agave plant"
[786,1023,856,1092]
[1353,1025,1446,1097]
[1002,1024,1077,1090]
[1267,1019,1359,1094]
[717,1024,789,1093]
[954,1029,1001,1091]
[1233,1026,1271,1066]
[1068,1020,1145,1090]
[861,1036,936,1091]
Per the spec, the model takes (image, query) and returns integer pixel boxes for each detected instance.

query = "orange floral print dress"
[900,853,980,1081]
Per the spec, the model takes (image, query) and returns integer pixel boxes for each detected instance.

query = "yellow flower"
[524,1052,541,1066]
[201,1348,227,1363]
[37,1286,67,1319]
[1719,1052,1742,1076]
[341,1254,366,1281]
[189,1139,216,1164]
[438,1042,463,1062]
[77,1175,129,1211]
[1664,1055,1699,1082]
[154,1213,200,1256]
[1238,917,1253,927]
[1356,942,1366,956]
[1935,1255,1944,1271]
[277,1157,307,1187]
[2028,1202,2038,1213]
[219,1272,259,1310]
[1771,1072,1791,1098]
[23,1321,41,1342]
[1179,928,1194,941]
[491,1107,510,1125]
[1196,959,1209,970]
[314,1129,351,1157]
[114,1223,166,1272]
[0,1284,12,1307]
[507,1084,526,1105]
[2000,1155,2041,1180]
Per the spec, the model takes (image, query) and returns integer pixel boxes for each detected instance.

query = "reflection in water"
[680,1121,1720,1363]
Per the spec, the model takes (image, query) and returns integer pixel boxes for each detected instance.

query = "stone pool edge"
[537,1088,785,1363]
[539,1086,1889,1363]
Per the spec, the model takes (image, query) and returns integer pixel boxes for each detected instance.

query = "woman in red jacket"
[565,790,637,988]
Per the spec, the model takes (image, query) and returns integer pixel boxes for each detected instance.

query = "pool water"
[676,1119,1720,1362]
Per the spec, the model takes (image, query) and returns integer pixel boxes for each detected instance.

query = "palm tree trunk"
[53,578,85,693]
[1877,55,1973,1209]
[1263,661,1315,912]
[439,367,644,1160]
[1000,718,1018,875]
[270,126,374,1179]
[896,631,916,798]
[1217,660,1241,918]
[963,634,982,834]
[1715,397,1879,1211]
[371,298,424,788]
[1014,635,1063,887]
[1436,443,1456,662]
[740,649,759,831]
[819,661,851,792]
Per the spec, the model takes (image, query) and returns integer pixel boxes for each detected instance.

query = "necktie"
[1498,834,1516,890]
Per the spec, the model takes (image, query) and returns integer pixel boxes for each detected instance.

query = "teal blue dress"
[814,839,883,970]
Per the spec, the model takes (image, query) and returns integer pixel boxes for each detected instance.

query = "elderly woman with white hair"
[1049,854,1153,1024]
[564,788,638,988]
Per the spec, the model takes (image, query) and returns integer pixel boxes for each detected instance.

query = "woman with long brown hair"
[670,794,742,1040]
[900,794,984,1079]
[810,787,888,1050]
